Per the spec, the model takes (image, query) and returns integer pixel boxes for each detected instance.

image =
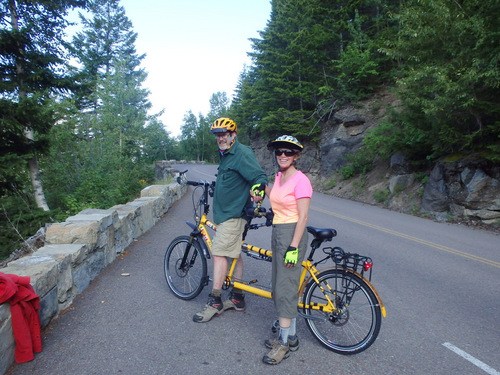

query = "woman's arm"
[289,197,310,248]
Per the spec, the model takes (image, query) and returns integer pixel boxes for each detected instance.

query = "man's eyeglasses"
[214,132,230,138]
[275,149,297,157]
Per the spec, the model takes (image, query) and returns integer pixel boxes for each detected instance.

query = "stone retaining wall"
[0,182,186,375]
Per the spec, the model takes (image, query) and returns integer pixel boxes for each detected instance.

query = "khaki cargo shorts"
[212,217,247,258]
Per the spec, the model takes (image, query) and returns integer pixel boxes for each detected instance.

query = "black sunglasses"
[275,149,297,157]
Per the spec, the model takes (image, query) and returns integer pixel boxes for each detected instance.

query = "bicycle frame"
[167,172,386,354]
[189,209,386,317]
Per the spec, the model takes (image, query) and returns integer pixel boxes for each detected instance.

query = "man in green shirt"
[193,118,268,323]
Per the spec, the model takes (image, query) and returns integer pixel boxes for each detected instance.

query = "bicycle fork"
[180,234,210,287]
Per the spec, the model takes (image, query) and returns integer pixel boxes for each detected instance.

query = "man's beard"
[219,136,234,151]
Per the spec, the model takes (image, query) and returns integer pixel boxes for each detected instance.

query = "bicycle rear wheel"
[302,269,382,354]
[164,235,208,300]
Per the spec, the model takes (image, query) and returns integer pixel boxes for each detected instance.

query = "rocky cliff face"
[422,156,500,224]
[252,90,500,229]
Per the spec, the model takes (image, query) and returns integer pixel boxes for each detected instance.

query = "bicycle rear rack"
[324,246,374,281]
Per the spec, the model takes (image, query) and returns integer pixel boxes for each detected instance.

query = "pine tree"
[42,0,167,212]
[381,0,500,159]
[239,0,395,139]
[0,0,88,210]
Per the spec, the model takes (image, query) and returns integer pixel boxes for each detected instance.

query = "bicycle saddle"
[307,226,337,241]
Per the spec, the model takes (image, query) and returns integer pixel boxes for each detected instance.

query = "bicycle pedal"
[248,279,258,285]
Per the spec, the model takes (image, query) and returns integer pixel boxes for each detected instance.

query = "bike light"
[364,261,373,271]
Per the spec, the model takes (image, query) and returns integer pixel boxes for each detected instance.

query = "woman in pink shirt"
[261,135,313,365]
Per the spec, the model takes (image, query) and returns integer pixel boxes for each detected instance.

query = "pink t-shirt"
[269,170,313,224]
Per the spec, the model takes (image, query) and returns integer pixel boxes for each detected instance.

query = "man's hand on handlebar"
[250,183,266,203]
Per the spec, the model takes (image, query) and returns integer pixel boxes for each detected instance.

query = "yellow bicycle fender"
[303,267,386,318]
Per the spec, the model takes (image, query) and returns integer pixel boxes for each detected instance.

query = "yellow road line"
[311,206,500,268]
[191,166,216,179]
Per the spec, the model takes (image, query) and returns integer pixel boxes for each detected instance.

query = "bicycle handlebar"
[177,169,272,225]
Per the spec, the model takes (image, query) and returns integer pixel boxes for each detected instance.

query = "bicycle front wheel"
[302,269,382,354]
[164,235,208,300]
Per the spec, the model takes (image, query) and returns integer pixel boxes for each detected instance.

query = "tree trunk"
[27,155,50,211]
[24,127,50,211]
[10,0,50,211]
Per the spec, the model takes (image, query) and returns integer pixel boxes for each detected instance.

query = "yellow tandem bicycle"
[164,171,386,354]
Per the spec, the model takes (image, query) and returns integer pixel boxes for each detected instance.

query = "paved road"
[7,164,500,375]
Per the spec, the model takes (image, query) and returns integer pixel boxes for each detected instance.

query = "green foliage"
[0,0,175,259]
[178,92,230,163]
[142,119,177,162]
[339,149,375,180]
[340,164,356,180]
[0,0,85,100]
[333,10,380,102]
[0,194,55,261]
[3,0,500,258]
[232,0,398,141]
[324,178,337,190]
[260,108,317,140]
[373,189,391,205]
[414,172,429,185]
[42,101,156,219]
[0,0,90,212]
[241,0,345,137]
[362,119,405,159]
[380,0,500,161]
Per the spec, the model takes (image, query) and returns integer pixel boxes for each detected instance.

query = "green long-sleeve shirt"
[213,140,268,224]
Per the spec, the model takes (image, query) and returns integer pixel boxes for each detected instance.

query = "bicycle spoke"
[303,270,381,354]
[164,236,207,300]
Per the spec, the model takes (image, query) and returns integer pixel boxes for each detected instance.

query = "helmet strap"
[226,134,236,150]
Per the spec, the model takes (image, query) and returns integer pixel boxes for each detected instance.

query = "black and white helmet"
[267,135,304,152]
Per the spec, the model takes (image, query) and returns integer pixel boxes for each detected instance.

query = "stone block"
[72,264,91,294]
[38,287,58,328]
[111,203,141,238]
[2,258,60,329]
[67,211,116,231]
[3,257,58,299]
[120,198,156,237]
[464,208,500,221]
[45,221,99,250]
[112,209,134,252]
[37,244,87,266]
[111,204,138,247]
[72,251,105,294]
[65,210,119,262]
[0,304,15,375]
[141,184,169,197]
[36,245,86,308]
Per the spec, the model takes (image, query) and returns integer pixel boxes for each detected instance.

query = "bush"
[340,149,375,180]
[0,196,55,260]
[373,189,391,205]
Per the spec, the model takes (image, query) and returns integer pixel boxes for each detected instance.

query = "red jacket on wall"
[0,272,42,363]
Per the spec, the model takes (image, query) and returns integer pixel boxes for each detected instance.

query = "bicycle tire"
[302,269,382,354]
[164,235,208,300]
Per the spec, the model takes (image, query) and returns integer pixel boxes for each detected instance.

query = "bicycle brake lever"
[253,201,263,216]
